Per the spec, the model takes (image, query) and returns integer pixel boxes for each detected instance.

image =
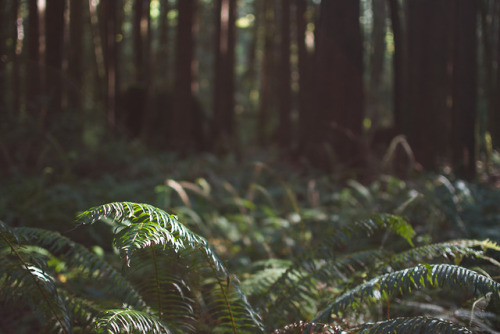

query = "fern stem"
[203,250,237,334]
[0,233,70,334]
[151,246,163,319]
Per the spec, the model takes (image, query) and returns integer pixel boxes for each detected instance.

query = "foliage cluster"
[2,149,500,332]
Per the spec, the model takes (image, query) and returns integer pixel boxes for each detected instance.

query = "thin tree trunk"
[68,0,84,115]
[257,0,275,146]
[44,0,65,126]
[369,0,387,125]
[11,0,21,116]
[156,0,169,85]
[387,0,407,133]
[277,0,292,147]
[171,0,197,152]
[26,0,41,119]
[212,0,237,152]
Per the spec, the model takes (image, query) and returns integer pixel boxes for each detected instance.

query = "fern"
[95,308,171,334]
[314,264,500,323]
[357,316,473,333]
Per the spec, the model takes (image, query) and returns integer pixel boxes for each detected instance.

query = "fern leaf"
[358,316,472,333]
[314,264,500,323]
[95,309,172,334]
[16,227,148,310]
[76,202,225,272]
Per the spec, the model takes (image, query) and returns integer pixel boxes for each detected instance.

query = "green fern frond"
[0,227,73,333]
[314,264,500,323]
[392,239,500,268]
[15,227,148,309]
[77,202,264,332]
[76,202,225,272]
[95,308,172,334]
[357,316,473,333]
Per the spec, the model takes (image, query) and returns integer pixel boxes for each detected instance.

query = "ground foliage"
[1,146,500,332]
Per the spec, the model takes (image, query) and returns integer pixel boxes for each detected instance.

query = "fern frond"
[392,239,500,269]
[314,264,500,323]
[76,202,225,272]
[357,316,473,333]
[0,229,73,334]
[15,227,148,310]
[95,308,172,334]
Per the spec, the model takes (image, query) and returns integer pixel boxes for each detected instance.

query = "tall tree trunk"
[44,0,65,126]
[407,0,450,169]
[296,0,311,152]
[99,0,119,128]
[387,0,407,133]
[68,0,84,115]
[257,0,275,146]
[26,0,41,119]
[212,0,237,153]
[277,0,292,147]
[0,1,8,112]
[314,0,364,168]
[156,0,169,85]
[133,0,151,83]
[369,0,387,125]
[171,0,197,152]
[11,0,21,116]
[451,0,477,179]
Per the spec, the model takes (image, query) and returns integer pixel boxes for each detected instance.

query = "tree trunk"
[171,0,197,152]
[156,0,169,85]
[68,0,84,114]
[369,0,387,125]
[277,0,292,148]
[387,0,407,133]
[44,0,65,126]
[257,0,276,146]
[407,0,450,169]
[314,0,364,168]
[11,0,21,117]
[26,0,41,119]
[451,0,477,179]
[212,0,237,153]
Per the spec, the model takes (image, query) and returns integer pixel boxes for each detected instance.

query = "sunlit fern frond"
[94,308,172,334]
[356,316,473,333]
[314,264,500,323]
[76,202,225,272]
[77,202,264,333]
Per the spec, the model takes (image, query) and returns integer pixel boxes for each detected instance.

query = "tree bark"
[26,0,41,119]
[68,0,84,114]
[451,0,477,179]
[276,0,292,147]
[407,0,450,169]
[369,0,387,125]
[171,0,197,152]
[44,0,65,125]
[212,0,237,153]
[314,0,364,168]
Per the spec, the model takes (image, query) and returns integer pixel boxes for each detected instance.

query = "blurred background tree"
[0,0,497,179]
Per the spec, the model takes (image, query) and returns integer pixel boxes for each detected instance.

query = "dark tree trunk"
[451,0,477,179]
[68,0,84,114]
[276,0,292,147]
[0,1,9,112]
[257,0,276,146]
[171,0,197,152]
[212,0,237,153]
[11,0,21,116]
[156,0,170,84]
[407,0,450,169]
[369,0,387,125]
[133,0,151,83]
[314,0,364,168]
[99,0,119,128]
[387,0,407,133]
[44,0,65,125]
[26,0,41,119]
[296,0,310,152]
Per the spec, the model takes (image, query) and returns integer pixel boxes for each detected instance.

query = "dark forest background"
[1,0,498,179]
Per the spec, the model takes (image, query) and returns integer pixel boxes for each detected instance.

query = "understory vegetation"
[2,146,500,333]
